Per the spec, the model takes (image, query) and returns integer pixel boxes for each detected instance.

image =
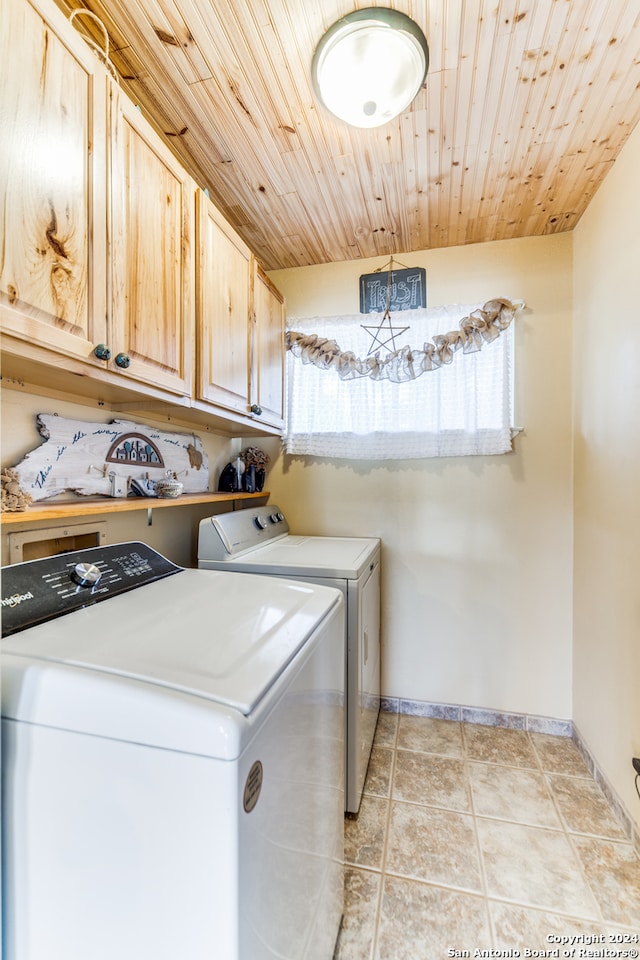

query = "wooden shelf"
[0,491,268,526]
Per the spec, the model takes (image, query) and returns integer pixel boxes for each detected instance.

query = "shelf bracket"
[147,507,153,526]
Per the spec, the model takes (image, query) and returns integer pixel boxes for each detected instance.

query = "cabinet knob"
[93,344,112,361]
[250,403,262,416]
[115,352,131,369]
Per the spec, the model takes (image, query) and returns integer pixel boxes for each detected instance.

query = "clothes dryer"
[198,506,380,814]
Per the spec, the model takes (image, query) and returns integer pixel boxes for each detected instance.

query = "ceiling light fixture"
[311,8,429,129]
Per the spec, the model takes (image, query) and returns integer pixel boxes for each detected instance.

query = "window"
[285,301,517,460]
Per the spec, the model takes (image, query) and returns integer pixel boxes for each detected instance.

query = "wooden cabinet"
[0,0,193,401]
[195,192,285,431]
[195,191,252,416]
[0,0,108,358]
[251,264,285,430]
[1,0,283,437]
[109,90,194,397]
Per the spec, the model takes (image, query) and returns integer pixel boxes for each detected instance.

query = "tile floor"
[335,712,640,960]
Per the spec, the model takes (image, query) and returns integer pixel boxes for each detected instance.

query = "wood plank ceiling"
[55,0,640,271]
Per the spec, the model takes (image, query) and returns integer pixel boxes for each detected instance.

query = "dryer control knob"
[70,561,103,589]
[254,516,268,530]
[269,514,280,524]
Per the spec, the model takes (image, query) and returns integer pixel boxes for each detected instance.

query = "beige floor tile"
[397,715,464,757]
[463,724,538,768]
[548,775,627,840]
[334,867,380,960]
[339,713,636,957]
[345,796,389,871]
[363,747,394,799]
[530,732,592,777]
[477,818,599,917]
[572,836,640,927]
[376,876,491,960]
[489,900,611,950]
[392,750,471,812]
[386,801,483,892]
[469,761,562,828]
[373,712,398,749]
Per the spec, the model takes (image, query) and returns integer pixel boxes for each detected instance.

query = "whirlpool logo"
[1,591,34,608]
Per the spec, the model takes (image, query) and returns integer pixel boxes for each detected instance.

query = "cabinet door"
[110,90,194,396]
[251,265,285,429]
[196,192,252,415]
[0,0,108,357]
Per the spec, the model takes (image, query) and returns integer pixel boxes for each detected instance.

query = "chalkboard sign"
[359,267,426,313]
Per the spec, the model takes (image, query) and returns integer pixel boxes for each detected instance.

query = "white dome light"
[312,8,429,129]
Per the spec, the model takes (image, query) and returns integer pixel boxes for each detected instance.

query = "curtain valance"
[286,298,522,383]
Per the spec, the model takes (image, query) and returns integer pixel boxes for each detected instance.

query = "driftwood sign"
[11,415,209,501]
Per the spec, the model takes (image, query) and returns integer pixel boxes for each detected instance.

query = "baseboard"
[381,696,573,737]
[572,721,640,856]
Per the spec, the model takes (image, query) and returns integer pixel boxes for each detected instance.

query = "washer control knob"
[269,513,280,524]
[276,511,285,522]
[254,516,268,530]
[70,561,103,589]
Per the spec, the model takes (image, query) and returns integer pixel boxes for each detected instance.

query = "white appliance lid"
[201,535,380,580]
[2,569,342,753]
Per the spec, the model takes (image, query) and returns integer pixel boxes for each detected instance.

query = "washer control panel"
[1,542,182,637]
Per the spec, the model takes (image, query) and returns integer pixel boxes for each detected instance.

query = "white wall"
[266,233,574,720]
[573,121,640,831]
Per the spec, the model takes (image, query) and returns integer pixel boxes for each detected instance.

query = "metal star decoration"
[361,309,410,357]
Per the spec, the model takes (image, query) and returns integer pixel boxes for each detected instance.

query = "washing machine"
[1,541,345,960]
[197,505,380,814]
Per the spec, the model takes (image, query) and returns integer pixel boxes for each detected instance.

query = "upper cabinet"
[195,192,285,431]
[196,191,252,416]
[251,265,285,430]
[109,91,194,397]
[1,0,284,437]
[0,0,108,358]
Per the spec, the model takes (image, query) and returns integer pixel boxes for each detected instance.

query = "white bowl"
[155,480,184,499]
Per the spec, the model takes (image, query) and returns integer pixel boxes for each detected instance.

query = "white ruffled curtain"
[284,299,520,460]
